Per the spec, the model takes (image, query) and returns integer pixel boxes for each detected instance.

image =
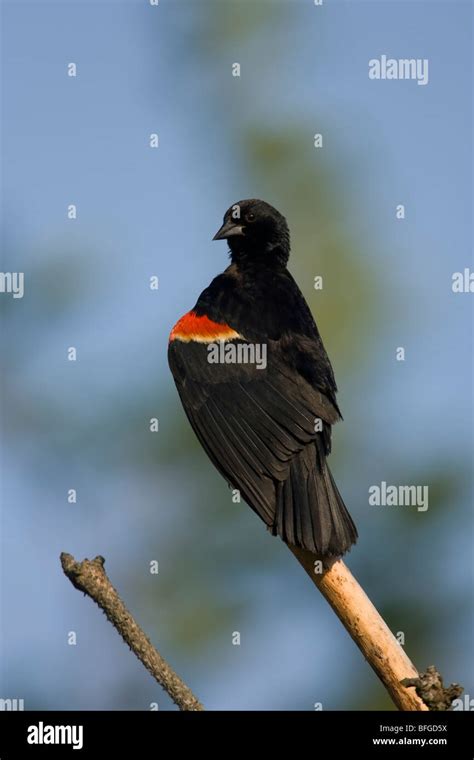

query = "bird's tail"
[275,443,357,557]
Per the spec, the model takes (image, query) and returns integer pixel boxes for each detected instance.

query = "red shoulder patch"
[169,310,241,343]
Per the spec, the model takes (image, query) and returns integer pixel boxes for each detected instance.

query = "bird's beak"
[212,220,244,240]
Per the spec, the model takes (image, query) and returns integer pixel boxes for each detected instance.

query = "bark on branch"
[60,552,204,711]
[61,550,460,712]
[291,548,460,711]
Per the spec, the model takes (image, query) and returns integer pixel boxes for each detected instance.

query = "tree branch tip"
[60,552,106,574]
[60,549,204,711]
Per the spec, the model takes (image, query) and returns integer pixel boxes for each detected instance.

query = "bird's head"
[213,199,290,268]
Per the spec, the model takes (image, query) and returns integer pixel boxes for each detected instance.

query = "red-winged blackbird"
[168,199,357,557]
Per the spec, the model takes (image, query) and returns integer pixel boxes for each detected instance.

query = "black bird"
[168,199,357,556]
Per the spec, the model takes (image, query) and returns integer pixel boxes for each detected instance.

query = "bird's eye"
[246,212,255,222]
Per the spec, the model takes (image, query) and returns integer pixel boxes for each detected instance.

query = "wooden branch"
[61,550,458,712]
[60,552,204,711]
[290,547,429,711]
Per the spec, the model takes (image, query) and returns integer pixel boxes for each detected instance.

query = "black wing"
[168,338,356,555]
